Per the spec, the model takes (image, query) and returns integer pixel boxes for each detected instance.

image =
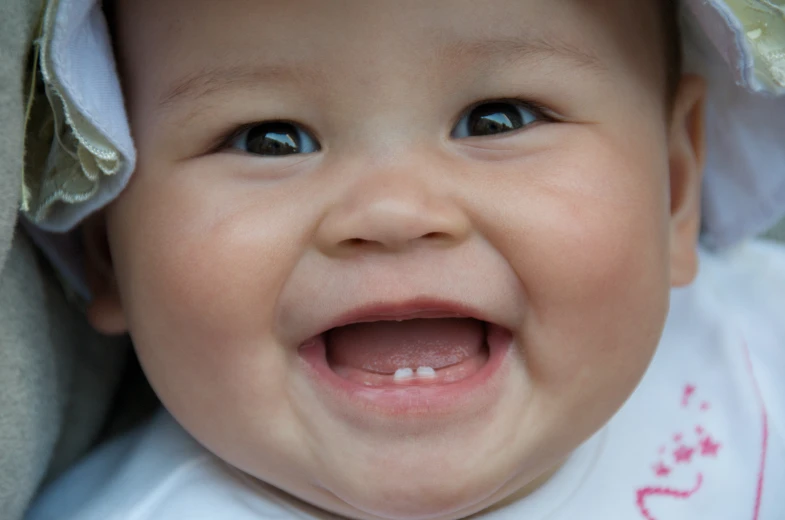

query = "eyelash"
[211,120,316,154]
[211,97,558,154]
[451,98,556,132]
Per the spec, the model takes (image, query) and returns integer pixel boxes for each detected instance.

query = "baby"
[24,0,785,518]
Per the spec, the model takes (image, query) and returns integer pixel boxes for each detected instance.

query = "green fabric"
[0,1,128,519]
[765,218,785,242]
[0,2,45,517]
[0,233,129,519]
[0,0,35,268]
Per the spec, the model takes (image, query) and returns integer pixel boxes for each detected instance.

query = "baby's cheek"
[507,172,670,412]
[107,170,301,406]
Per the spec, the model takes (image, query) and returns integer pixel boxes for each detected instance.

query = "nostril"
[342,238,373,248]
[422,232,450,241]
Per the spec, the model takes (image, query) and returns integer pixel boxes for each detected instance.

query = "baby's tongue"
[326,318,484,374]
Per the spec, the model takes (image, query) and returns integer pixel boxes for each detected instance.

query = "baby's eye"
[452,101,543,139]
[230,122,320,156]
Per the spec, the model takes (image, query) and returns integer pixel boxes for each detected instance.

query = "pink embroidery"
[699,436,721,457]
[637,383,723,519]
[673,445,695,464]
[635,340,769,520]
[652,462,671,478]
[741,343,769,520]
[681,384,696,407]
[636,473,703,520]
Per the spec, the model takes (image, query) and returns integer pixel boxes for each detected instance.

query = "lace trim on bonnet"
[728,0,785,90]
[17,0,785,299]
[22,0,134,231]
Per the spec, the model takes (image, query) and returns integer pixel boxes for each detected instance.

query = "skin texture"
[86,1,706,518]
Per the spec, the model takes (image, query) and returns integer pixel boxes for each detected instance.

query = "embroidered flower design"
[636,384,723,520]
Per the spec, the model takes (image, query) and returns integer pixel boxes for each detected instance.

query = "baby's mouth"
[298,309,514,417]
[323,318,491,387]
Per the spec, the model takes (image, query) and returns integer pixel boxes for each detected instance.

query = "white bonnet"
[19,0,785,299]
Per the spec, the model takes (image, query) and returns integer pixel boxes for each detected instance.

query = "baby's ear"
[82,214,128,335]
[668,74,707,288]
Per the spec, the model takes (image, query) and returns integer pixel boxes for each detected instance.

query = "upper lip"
[301,297,497,344]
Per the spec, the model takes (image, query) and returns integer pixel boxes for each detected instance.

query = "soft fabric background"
[0,2,782,520]
[0,2,128,520]
[766,220,785,242]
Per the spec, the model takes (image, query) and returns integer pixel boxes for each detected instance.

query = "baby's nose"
[314,173,471,256]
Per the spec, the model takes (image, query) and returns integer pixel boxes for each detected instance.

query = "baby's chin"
[309,446,559,520]
[277,396,573,519]
[315,459,521,520]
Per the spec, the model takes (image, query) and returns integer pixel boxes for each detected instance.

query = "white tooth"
[394,368,415,381]
[416,366,436,378]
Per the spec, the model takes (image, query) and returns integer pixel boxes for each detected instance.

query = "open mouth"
[324,318,491,388]
[298,307,513,404]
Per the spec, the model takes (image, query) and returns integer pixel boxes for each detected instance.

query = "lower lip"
[298,325,513,419]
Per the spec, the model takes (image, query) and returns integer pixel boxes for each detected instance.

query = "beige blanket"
[0,2,127,519]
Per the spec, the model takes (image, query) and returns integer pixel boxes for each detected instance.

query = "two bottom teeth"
[394,366,437,382]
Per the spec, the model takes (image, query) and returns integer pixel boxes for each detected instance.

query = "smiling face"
[88,0,705,518]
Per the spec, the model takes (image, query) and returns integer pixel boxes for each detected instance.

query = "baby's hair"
[662,0,684,107]
[102,0,115,31]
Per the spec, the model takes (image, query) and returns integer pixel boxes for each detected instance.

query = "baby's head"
[85,0,705,517]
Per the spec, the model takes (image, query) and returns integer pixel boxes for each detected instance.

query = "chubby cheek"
[106,163,309,451]
[522,208,669,395]
[481,139,671,423]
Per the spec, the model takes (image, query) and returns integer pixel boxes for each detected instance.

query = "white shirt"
[27,241,785,520]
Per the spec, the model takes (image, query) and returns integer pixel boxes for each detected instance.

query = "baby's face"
[96,0,703,518]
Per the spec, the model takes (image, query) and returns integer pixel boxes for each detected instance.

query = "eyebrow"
[158,34,605,110]
[436,34,607,74]
[158,63,325,110]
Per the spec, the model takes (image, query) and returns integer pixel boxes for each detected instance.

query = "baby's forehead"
[112,0,670,111]
[111,1,667,69]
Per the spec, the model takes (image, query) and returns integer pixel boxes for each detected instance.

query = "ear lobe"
[82,215,128,335]
[668,75,707,288]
